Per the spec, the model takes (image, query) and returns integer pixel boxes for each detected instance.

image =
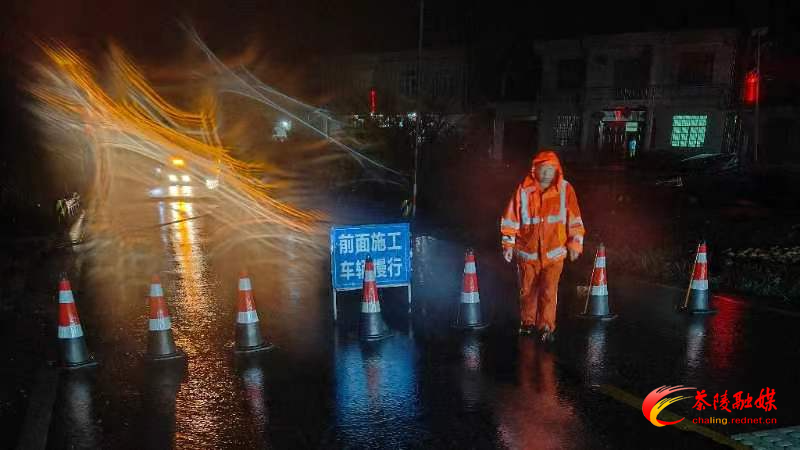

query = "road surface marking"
[597,384,750,450]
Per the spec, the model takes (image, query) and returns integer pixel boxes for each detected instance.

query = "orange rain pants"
[518,260,564,332]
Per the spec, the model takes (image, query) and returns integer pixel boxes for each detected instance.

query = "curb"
[620,276,800,318]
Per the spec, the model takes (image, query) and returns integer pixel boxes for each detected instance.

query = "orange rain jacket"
[500,150,585,265]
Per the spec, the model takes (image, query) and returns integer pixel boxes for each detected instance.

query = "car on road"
[148,157,221,200]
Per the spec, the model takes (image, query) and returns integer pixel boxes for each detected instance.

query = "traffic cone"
[453,249,488,330]
[235,271,273,353]
[57,276,97,369]
[681,241,716,314]
[359,256,392,341]
[146,275,186,361]
[579,244,617,320]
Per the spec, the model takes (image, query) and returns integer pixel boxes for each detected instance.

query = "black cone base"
[59,338,98,370]
[577,312,618,321]
[453,302,489,330]
[146,348,187,362]
[577,295,617,320]
[235,323,274,353]
[681,290,716,314]
[359,312,392,341]
[235,341,275,354]
[146,330,185,361]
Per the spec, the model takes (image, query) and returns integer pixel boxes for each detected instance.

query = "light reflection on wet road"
[45,198,800,449]
[165,200,256,449]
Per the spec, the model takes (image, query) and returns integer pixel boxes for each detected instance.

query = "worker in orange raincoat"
[500,150,585,342]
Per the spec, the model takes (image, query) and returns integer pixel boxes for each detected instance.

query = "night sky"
[4,0,794,64]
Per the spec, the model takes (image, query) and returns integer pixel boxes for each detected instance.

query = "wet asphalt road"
[44,194,798,449]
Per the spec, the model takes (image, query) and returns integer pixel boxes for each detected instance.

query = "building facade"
[534,29,740,162]
[488,29,741,163]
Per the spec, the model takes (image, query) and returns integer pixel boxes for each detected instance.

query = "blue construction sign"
[330,222,412,291]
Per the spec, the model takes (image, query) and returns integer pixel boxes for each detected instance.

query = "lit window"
[168,174,178,182]
[181,175,191,182]
[671,115,707,148]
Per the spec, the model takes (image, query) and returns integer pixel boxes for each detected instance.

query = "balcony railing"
[587,84,733,104]
[540,84,734,107]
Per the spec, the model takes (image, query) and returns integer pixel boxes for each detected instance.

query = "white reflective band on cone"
[461,291,480,304]
[149,316,172,331]
[364,271,376,282]
[691,279,709,290]
[361,301,381,313]
[464,262,476,274]
[59,290,75,303]
[239,278,252,291]
[150,284,164,297]
[696,253,707,263]
[546,247,567,259]
[595,257,606,268]
[58,324,84,339]
[591,285,609,296]
[237,309,260,324]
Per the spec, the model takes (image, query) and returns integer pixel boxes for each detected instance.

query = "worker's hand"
[569,249,580,262]
[503,247,514,263]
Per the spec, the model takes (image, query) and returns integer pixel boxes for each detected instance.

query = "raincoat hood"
[523,150,564,189]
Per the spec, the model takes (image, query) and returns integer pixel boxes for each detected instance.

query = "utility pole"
[752,27,768,165]
[411,0,424,219]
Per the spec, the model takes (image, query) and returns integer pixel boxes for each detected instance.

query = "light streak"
[28,38,343,257]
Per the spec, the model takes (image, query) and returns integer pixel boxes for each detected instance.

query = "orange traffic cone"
[57,276,98,369]
[146,275,186,361]
[359,256,392,341]
[579,244,617,320]
[235,271,273,353]
[454,249,488,330]
[681,241,716,314]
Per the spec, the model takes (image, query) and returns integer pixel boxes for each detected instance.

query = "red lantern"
[369,88,377,114]
[744,70,759,105]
